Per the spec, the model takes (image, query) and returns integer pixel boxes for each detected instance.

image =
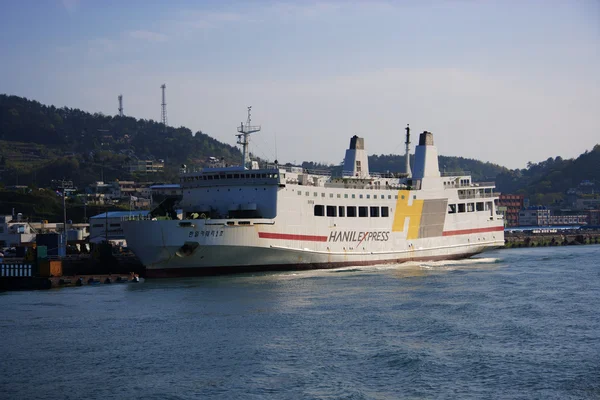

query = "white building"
[0,215,36,247]
[126,160,165,173]
[89,211,150,245]
[518,207,551,226]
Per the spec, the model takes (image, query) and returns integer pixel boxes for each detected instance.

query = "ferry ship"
[123,109,504,277]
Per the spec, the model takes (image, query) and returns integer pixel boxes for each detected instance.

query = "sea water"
[1,245,599,399]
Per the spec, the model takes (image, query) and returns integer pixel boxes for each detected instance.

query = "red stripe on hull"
[258,232,328,242]
[143,251,488,278]
[442,226,504,236]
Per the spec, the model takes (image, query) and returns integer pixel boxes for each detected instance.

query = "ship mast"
[236,106,261,169]
[405,124,412,178]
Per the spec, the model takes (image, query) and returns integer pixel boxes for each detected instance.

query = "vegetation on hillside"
[0,188,127,223]
[496,145,600,205]
[0,94,241,187]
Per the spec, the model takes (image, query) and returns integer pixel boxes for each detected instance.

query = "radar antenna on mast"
[236,106,261,169]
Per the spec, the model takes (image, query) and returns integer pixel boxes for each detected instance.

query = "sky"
[0,0,598,169]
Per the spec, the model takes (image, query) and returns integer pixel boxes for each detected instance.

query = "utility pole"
[61,178,67,257]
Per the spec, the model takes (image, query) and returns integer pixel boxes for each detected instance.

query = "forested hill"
[495,145,600,204]
[0,94,241,185]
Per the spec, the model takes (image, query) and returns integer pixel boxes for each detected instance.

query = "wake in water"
[272,257,502,280]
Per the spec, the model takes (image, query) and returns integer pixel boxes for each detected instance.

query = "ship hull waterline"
[127,238,503,278]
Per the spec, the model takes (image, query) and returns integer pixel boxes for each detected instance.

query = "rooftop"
[90,211,150,219]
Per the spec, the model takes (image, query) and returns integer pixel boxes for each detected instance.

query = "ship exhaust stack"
[343,135,370,178]
[404,124,412,178]
[412,131,442,190]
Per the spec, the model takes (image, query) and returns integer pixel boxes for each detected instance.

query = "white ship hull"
[123,125,505,278]
[123,210,504,278]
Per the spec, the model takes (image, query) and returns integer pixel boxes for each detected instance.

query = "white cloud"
[177,10,244,30]
[129,30,168,43]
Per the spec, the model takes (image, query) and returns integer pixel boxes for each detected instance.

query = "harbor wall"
[504,230,600,248]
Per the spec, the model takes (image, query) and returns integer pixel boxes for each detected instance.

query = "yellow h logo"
[392,190,424,240]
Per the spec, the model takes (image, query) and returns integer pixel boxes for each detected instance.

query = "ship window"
[395,195,398,199]
[370,207,379,217]
[233,174,239,178]
[476,202,484,211]
[448,204,457,214]
[338,206,345,217]
[298,191,302,195]
[337,194,341,198]
[261,174,267,178]
[401,195,405,199]
[388,195,391,199]
[314,205,324,216]
[327,206,337,217]
[359,194,363,199]
[359,206,368,217]
[227,174,232,179]
[485,202,492,211]
[381,207,389,217]
[352,194,355,199]
[458,204,466,213]
[467,203,475,212]
[92,224,104,228]
[413,195,416,200]
[367,195,370,199]
[305,192,309,196]
[110,223,120,227]
[344,194,348,199]
[314,192,318,197]
[330,193,334,198]
[347,206,357,217]
[203,176,207,180]
[322,193,326,197]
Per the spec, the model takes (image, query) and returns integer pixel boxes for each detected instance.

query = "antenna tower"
[160,84,167,131]
[236,106,261,169]
[118,94,124,117]
[405,124,412,178]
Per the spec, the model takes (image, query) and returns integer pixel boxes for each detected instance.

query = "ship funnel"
[343,135,370,178]
[412,131,441,190]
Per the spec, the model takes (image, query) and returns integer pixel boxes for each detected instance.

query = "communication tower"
[118,94,124,117]
[161,84,168,130]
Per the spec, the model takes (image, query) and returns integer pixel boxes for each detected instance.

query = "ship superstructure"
[123,110,504,277]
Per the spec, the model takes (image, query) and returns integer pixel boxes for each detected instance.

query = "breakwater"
[504,229,600,248]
